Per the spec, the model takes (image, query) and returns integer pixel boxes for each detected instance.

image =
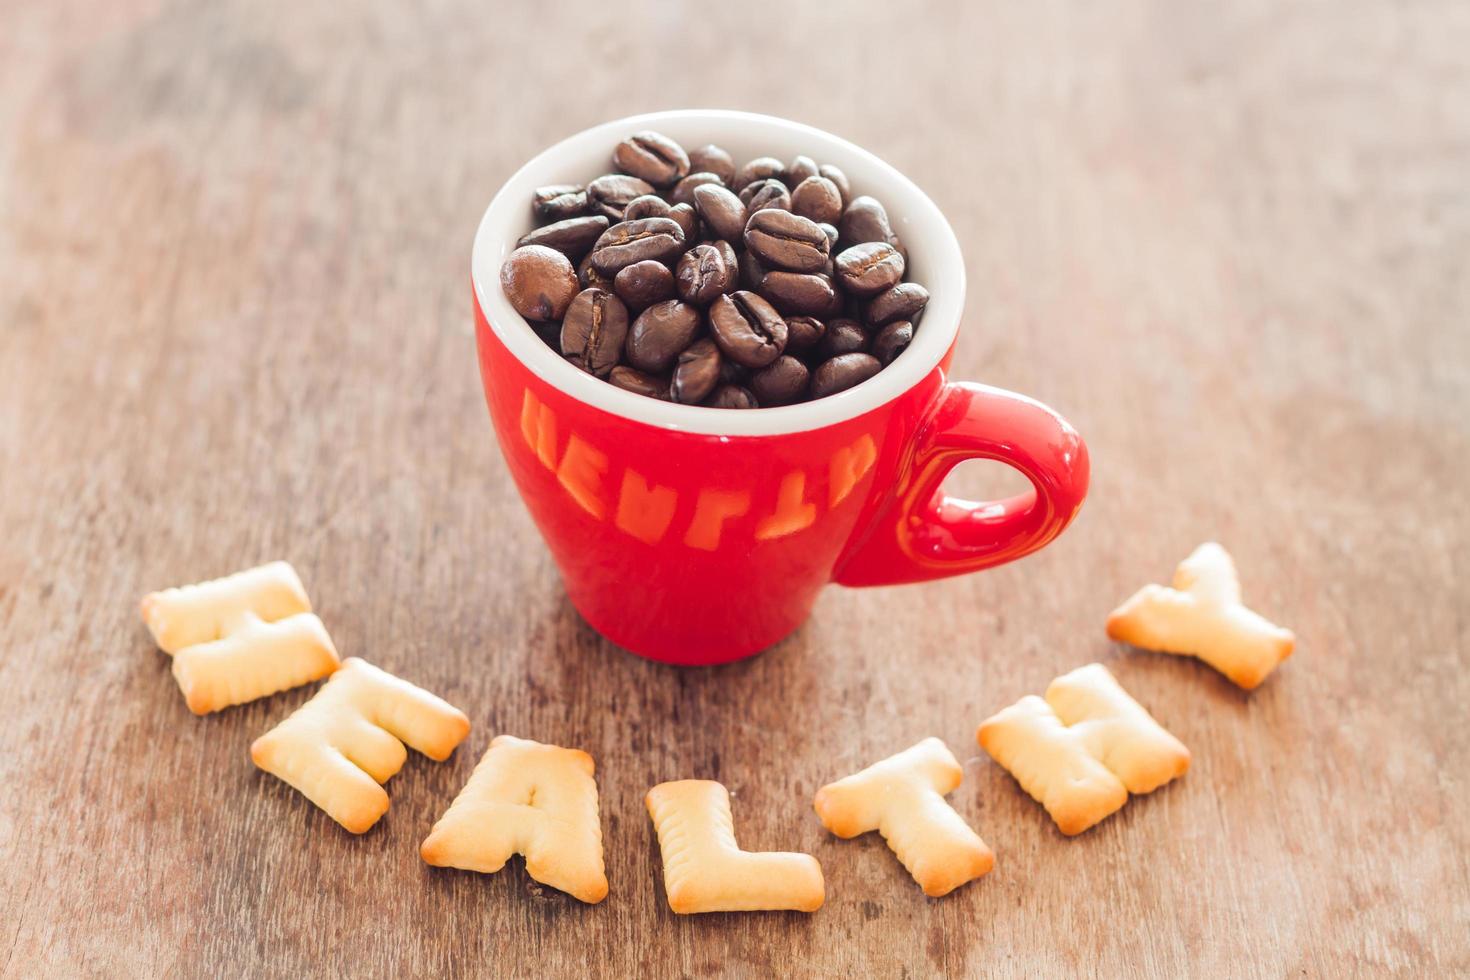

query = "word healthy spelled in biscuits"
[139,545,1294,910]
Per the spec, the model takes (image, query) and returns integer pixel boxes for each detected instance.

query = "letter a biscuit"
[140,561,340,714]
[646,780,824,914]
[421,735,608,904]
[251,658,470,833]
[978,663,1189,835]
[814,738,994,897]
[1106,542,1295,689]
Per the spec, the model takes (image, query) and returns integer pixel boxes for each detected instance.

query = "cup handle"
[834,382,1090,586]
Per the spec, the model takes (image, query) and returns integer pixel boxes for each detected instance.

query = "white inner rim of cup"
[472,109,965,436]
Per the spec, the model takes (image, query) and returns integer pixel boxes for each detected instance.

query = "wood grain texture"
[2,1,1468,976]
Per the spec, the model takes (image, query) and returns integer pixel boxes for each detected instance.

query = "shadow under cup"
[472,110,1087,665]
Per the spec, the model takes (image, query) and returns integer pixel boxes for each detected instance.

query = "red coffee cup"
[473,110,1089,665]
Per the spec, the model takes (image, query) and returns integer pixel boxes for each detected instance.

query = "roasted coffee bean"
[625,299,701,373]
[739,178,791,214]
[744,209,830,273]
[704,384,757,409]
[811,353,882,397]
[709,291,788,368]
[687,144,735,186]
[589,217,685,275]
[818,164,851,206]
[784,155,819,189]
[733,156,785,192]
[865,281,930,325]
[790,176,843,225]
[668,203,699,246]
[613,259,676,311]
[871,319,913,365]
[692,183,747,242]
[578,251,614,290]
[749,356,810,406]
[820,317,869,358]
[623,194,671,221]
[837,195,895,250]
[676,242,738,305]
[671,338,723,404]
[739,250,767,292]
[533,184,587,221]
[517,215,609,260]
[586,173,656,220]
[500,245,578,321]
[612,131,690,188]
[609,365,669,399]
[834,241,905,297]
[783,315,826,354]
[818,222,839,248]
[889,233,908,267]
[669,171,724,207]
[718,357,749,385]
[759,270,836,316]
[560,288,630,377]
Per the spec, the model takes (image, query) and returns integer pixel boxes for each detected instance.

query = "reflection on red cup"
[473,110,1089,665]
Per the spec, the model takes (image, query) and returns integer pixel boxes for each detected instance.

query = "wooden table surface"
[3,1,1468,976]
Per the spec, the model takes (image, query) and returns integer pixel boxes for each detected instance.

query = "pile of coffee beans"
[499,131,929,408]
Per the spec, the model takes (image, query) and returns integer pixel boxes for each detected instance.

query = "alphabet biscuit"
[251,658,470,833]
[140,561,340,714]
[421,735,608,903]
[814,737,994,897]
[977,663,1189,835]
[1106,542,1295,689]
[646,780,824,914]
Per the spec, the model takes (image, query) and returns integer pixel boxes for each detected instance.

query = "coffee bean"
[871,319,913,365]
[625,300,701,373]
[818,164,851,206]
[501,245,578,321]
[623,194,671,221]
[759,270,836,316]
[820,317,869,358]
[613,131,690,188]
[784,155,819,189]
[749,355,810,406]
[704,384,757,409]
[676,242,738,305]
[578,250,614,290]
[533,184,587,221]
[811,353,882,397]
[590,217,685,275]
[692,184,747,242]
[719,357,749,385]
[733,156,785,192]
[791,176,843,225]
[586,173,656,220]
[818,222,839,248]
[668,203,699,246]
[837,195,894,250]
[671,337,723,404]
[613,260,676,311]
[740,178,791,214]
[609,365,669,399]
[834,241,905,298]
[865,281,929,325]
[688,144,735,186]
[744,209,830,273]
[783,315,826,354]
[517,215,609,260]
[669,171,724,207]
[709,290,788,368]
[560,288,630,377]
[739,250,767,292]
[888,232,908,267]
